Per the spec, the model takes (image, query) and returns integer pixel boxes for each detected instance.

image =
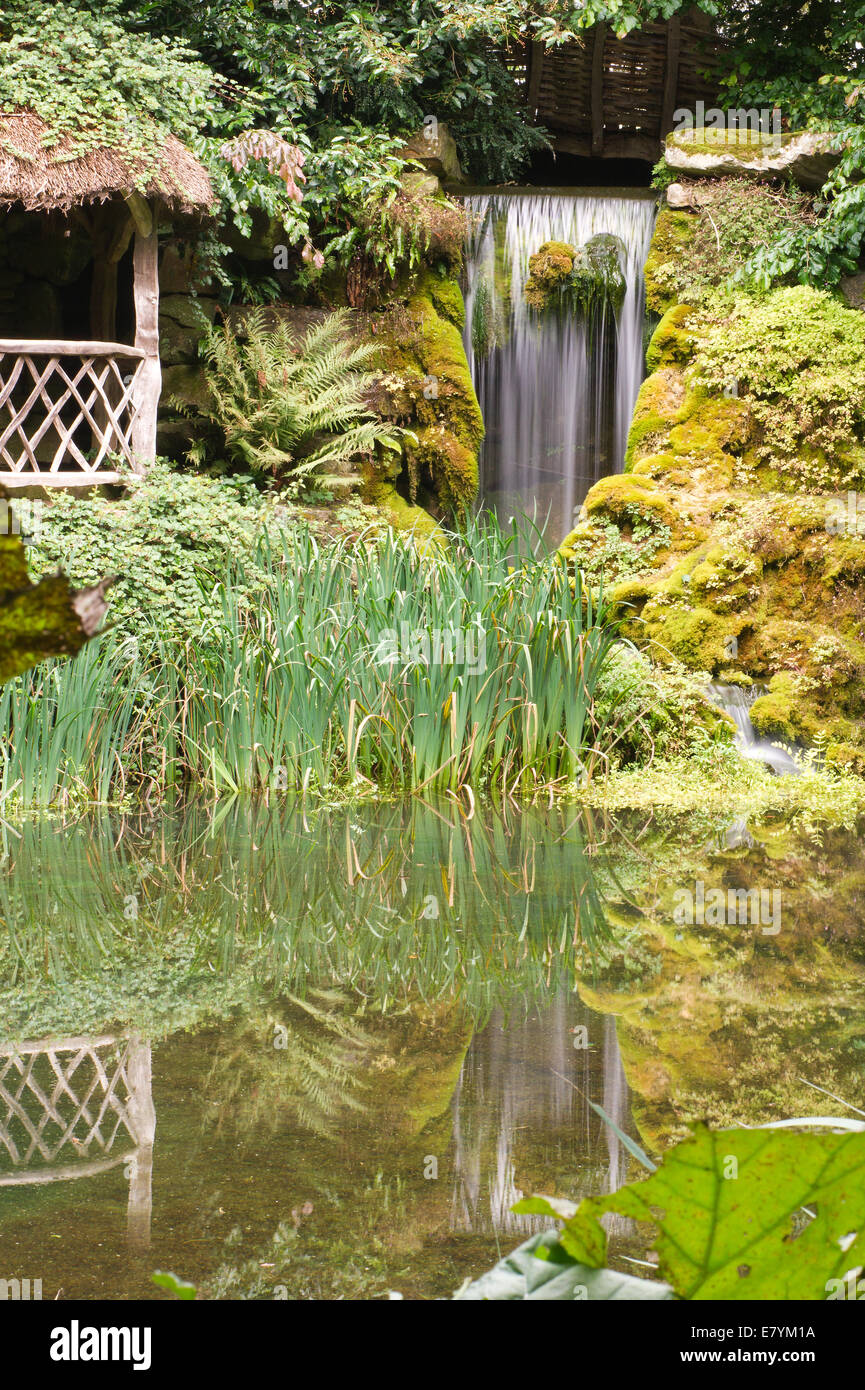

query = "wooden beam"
[591,23,607,158]
[0,472,123,488]
[660,14,682,144]
[526,40,544,114]
[0,339,144,357]
[124,191,154,239]
[130,203,160,472]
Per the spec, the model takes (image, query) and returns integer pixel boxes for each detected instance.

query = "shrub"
[692,285,865,489]
[25,463,279,644]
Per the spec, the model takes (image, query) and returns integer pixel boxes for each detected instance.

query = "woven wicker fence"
[502,7,726,162]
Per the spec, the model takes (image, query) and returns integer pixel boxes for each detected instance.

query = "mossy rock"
[624,367,687,469]
[364,481,442,541]
[641,601,744,673]
[643,208,698,316]
[645,304,695,373]
[373,268,482,518]
[749,674,802,744]
[570,233,626,314]
[427,274,466,330]
[524,234,625,315]
[582,474,678,533]
[408,424,478,515]
[523,240,576,310]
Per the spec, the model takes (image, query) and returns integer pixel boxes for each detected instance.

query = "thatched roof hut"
[0,111,214,214]
[0,111,214,488]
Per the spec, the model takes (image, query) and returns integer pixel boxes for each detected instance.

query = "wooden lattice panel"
[0,1035,141,1171]
[0,339,145,482]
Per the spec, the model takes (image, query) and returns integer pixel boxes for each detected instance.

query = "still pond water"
[1,800,863,1299]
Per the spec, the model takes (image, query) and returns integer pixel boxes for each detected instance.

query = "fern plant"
[195,308,401,485]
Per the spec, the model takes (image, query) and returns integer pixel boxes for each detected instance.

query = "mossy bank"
[562,188,865,772]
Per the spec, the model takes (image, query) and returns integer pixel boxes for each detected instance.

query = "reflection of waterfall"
[449,996,633,1236]
[462,191,656,541]
[707,682,801,777]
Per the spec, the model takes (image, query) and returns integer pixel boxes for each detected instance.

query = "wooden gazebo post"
[128,194,161,472]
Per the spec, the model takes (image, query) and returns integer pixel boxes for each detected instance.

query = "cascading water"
[462,189,656,542]
[707,683,802,777]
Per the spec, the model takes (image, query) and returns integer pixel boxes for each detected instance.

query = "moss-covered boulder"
[523,239,576,310]
[664,127,843,191]
[643,208,698,316]
[561,188,865,767]
[524,234,626,315]
[373,267,483,520]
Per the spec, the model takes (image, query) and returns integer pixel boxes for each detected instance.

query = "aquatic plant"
[0,515,618,805]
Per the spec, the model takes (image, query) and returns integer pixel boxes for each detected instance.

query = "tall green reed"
[0,516,620,805]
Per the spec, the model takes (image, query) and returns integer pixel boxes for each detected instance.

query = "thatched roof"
[0,111,215,214]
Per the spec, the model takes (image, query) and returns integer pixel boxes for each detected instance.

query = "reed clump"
[0,517,618,806]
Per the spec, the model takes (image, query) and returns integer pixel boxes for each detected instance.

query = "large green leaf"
[562,1125,865,1300]
[453,1232,674,1302]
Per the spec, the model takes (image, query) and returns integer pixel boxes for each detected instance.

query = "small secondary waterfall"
[707,683,802,777]
[462,190,656,541]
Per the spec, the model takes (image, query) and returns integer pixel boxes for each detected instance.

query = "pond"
[1,800,863,1299]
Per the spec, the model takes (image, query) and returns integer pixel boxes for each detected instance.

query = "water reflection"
[0,798,863,1298]
[0,1033,154,1251]
[451,1000,630,1235]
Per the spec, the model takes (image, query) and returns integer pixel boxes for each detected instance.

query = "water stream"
[707,683,802,776]
[462,188,656,542]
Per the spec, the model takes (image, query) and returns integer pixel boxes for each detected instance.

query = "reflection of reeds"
[0,516,618,805]
[202,991,374,1142]
[0,799,619,1035]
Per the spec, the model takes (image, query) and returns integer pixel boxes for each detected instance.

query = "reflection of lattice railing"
[0,340,144,484]
[0,1035,146,1171]
[0,1034,155,1248]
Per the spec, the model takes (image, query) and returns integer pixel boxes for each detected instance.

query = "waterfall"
[462,190,656,542]
[707,683,802,777]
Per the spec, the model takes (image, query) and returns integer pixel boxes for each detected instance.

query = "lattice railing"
[0,339,145,484]
[0,1034,150,1176]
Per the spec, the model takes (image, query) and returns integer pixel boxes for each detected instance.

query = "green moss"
[624,368,686,469]
[643,209,698,316]
[408,424,478,513]
[666,127,806,162]
[427,274,466,330]
[645,304,695,373]
[523,240,575,310]
[642,602,743,673]
[583,474,678,533]
[363,481,442,540]
[375,269,482,517]
[524,234,625,315]
[749,674,801,744]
